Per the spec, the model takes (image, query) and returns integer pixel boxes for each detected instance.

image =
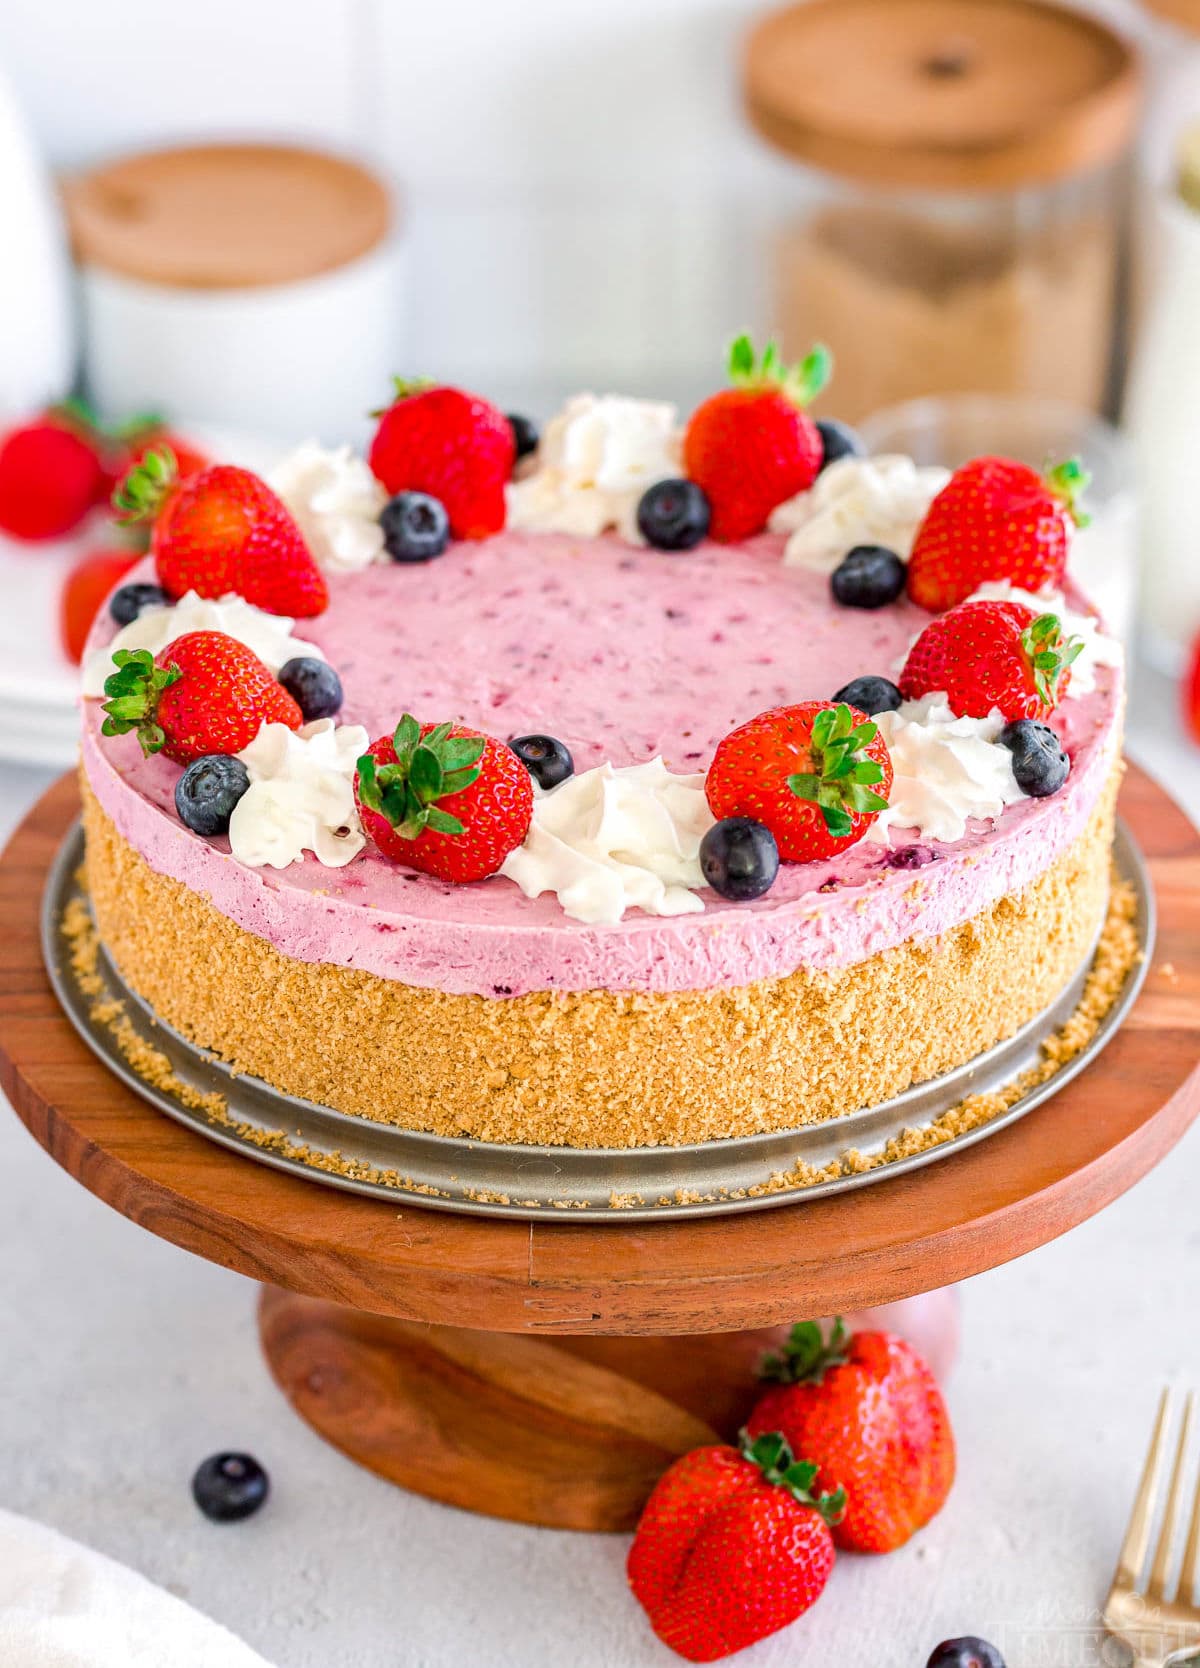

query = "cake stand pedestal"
[2,769,1198,1532]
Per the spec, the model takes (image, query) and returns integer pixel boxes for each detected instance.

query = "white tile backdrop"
[0,0,1154,413]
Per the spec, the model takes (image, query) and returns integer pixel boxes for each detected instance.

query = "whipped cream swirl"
[770,455,950,573]
[229,719,369,869]
[964,582,1122,697]
[866,694,1025,846]
[500,757,715,925]
[270,441,387,573]
[506,394,683,543]
[81,591,325,698]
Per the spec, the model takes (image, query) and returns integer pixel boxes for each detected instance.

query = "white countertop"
[1,661,1198,1668]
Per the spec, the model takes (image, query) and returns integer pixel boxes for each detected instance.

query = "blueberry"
[700,817,779,901]
[191,1452,269,1524]
[278,656,343,721]
[830,545,906,609]
[832,674,902,715]
[636,479,711,552]
[380,492,450,562]
[175,755,250,836]
[510,733,574,790]
[926,1638,1006,1668]
[110,582,169,626]
[507,412,540,461]
[997,719,1070,797]
[816,418,866,473]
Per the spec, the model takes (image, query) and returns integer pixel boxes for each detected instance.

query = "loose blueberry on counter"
[700,817,779,901]
[175,754,251,836]
[278,656,343,721]
[636,478,711,552]
[925,1638,1006,1668]
[832,674,903,715]
[816,417,865,472]
[507,412,540,462]
[192,1452,269,1523]
[510,733,574,790]
[110,582,169,626]
[380,491,450,562]
[830,544,906,609]
[997,719,1070,797]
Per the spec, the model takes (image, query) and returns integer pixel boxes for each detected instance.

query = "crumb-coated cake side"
[76,360,1128,1151]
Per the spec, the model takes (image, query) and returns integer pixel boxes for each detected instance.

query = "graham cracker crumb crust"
[64,767,1140,1200]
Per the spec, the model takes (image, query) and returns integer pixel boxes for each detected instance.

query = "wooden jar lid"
[1141,0,1200,34]
[743,0,1142,191]
[64,143,393,290]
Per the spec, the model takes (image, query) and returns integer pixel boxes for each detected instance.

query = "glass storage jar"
[741,0,1142,422]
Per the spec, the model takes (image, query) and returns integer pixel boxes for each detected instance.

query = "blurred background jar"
[63,143,405,445]
[741,0,1142,424]
[861,393,1138,642]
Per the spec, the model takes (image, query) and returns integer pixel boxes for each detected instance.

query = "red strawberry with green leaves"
[907,455,1090,613]
[627,1429,843,1662]
[59,547,141,663]
[113,448,328,617]
[706,700,892,863]
[368,380,514,540]
[355,715,532,883]
[900,598,1081,722]
[0,407,111,541]
[100,630,302,765]
[747,1319,955,1555]
[683,336,830,542]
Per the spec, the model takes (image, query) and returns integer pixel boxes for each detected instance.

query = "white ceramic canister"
[64,143,405,445]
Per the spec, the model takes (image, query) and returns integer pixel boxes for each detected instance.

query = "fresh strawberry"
[368,380,514,540]
[59,548,141,664]
[112,420,209,490]
[355,715,532,883]
[907,456,1090,613]
[627,1430,843,1662]
[0,411,109,541]
[1186,633,1200,746]
[900,598,1081,722]
[113,449,328,617]
[706,700,892,863]
[682,336,830,542]
[99,630,301,765]
[747,1320,955,1555]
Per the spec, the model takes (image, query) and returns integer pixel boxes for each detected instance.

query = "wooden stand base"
[3,769,1198,1532]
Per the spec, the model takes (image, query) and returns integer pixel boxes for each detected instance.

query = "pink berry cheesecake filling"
[80,532,1121,998]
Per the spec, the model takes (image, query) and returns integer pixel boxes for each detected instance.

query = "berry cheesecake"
[76,344,1124,1149]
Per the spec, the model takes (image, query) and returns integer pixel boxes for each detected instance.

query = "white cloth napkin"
[0,1508,274,1667]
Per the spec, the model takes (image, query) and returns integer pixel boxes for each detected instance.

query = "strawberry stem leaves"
[760,1318,852,1386]
[1021,613,1084,711]
[726,334,832,408]
[738,1429,847,1526]
[1045,457,1092,529]
[100,648,181,756]
[788,703,889,839]
[356,715,484,841]
[111,445,178,525]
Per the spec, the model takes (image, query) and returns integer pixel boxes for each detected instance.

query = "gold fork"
[1105,1389,1200,1667]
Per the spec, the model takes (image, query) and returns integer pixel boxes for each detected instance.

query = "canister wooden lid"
[743,0,1141,191]
[1140,0,1200,34]
[64,143,393,289]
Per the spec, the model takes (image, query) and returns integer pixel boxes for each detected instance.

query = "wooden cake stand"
[2,769,1198,1532]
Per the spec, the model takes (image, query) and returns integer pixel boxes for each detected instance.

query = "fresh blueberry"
[191,1452,269,1523]
[832,674,903,715]
[175,755,251,836]
[510,734,574,790]
[700,817,779,901]
[884,844,938,870]
[507,412,540,461]
[925,1638,1006,1668]
[110,582,169,626]
[636,479,711,552]
[380,492,450,562]
[816,418,866,472]
[997,719,1070,797]
[830,545,906,609]
[278,656,343,721]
